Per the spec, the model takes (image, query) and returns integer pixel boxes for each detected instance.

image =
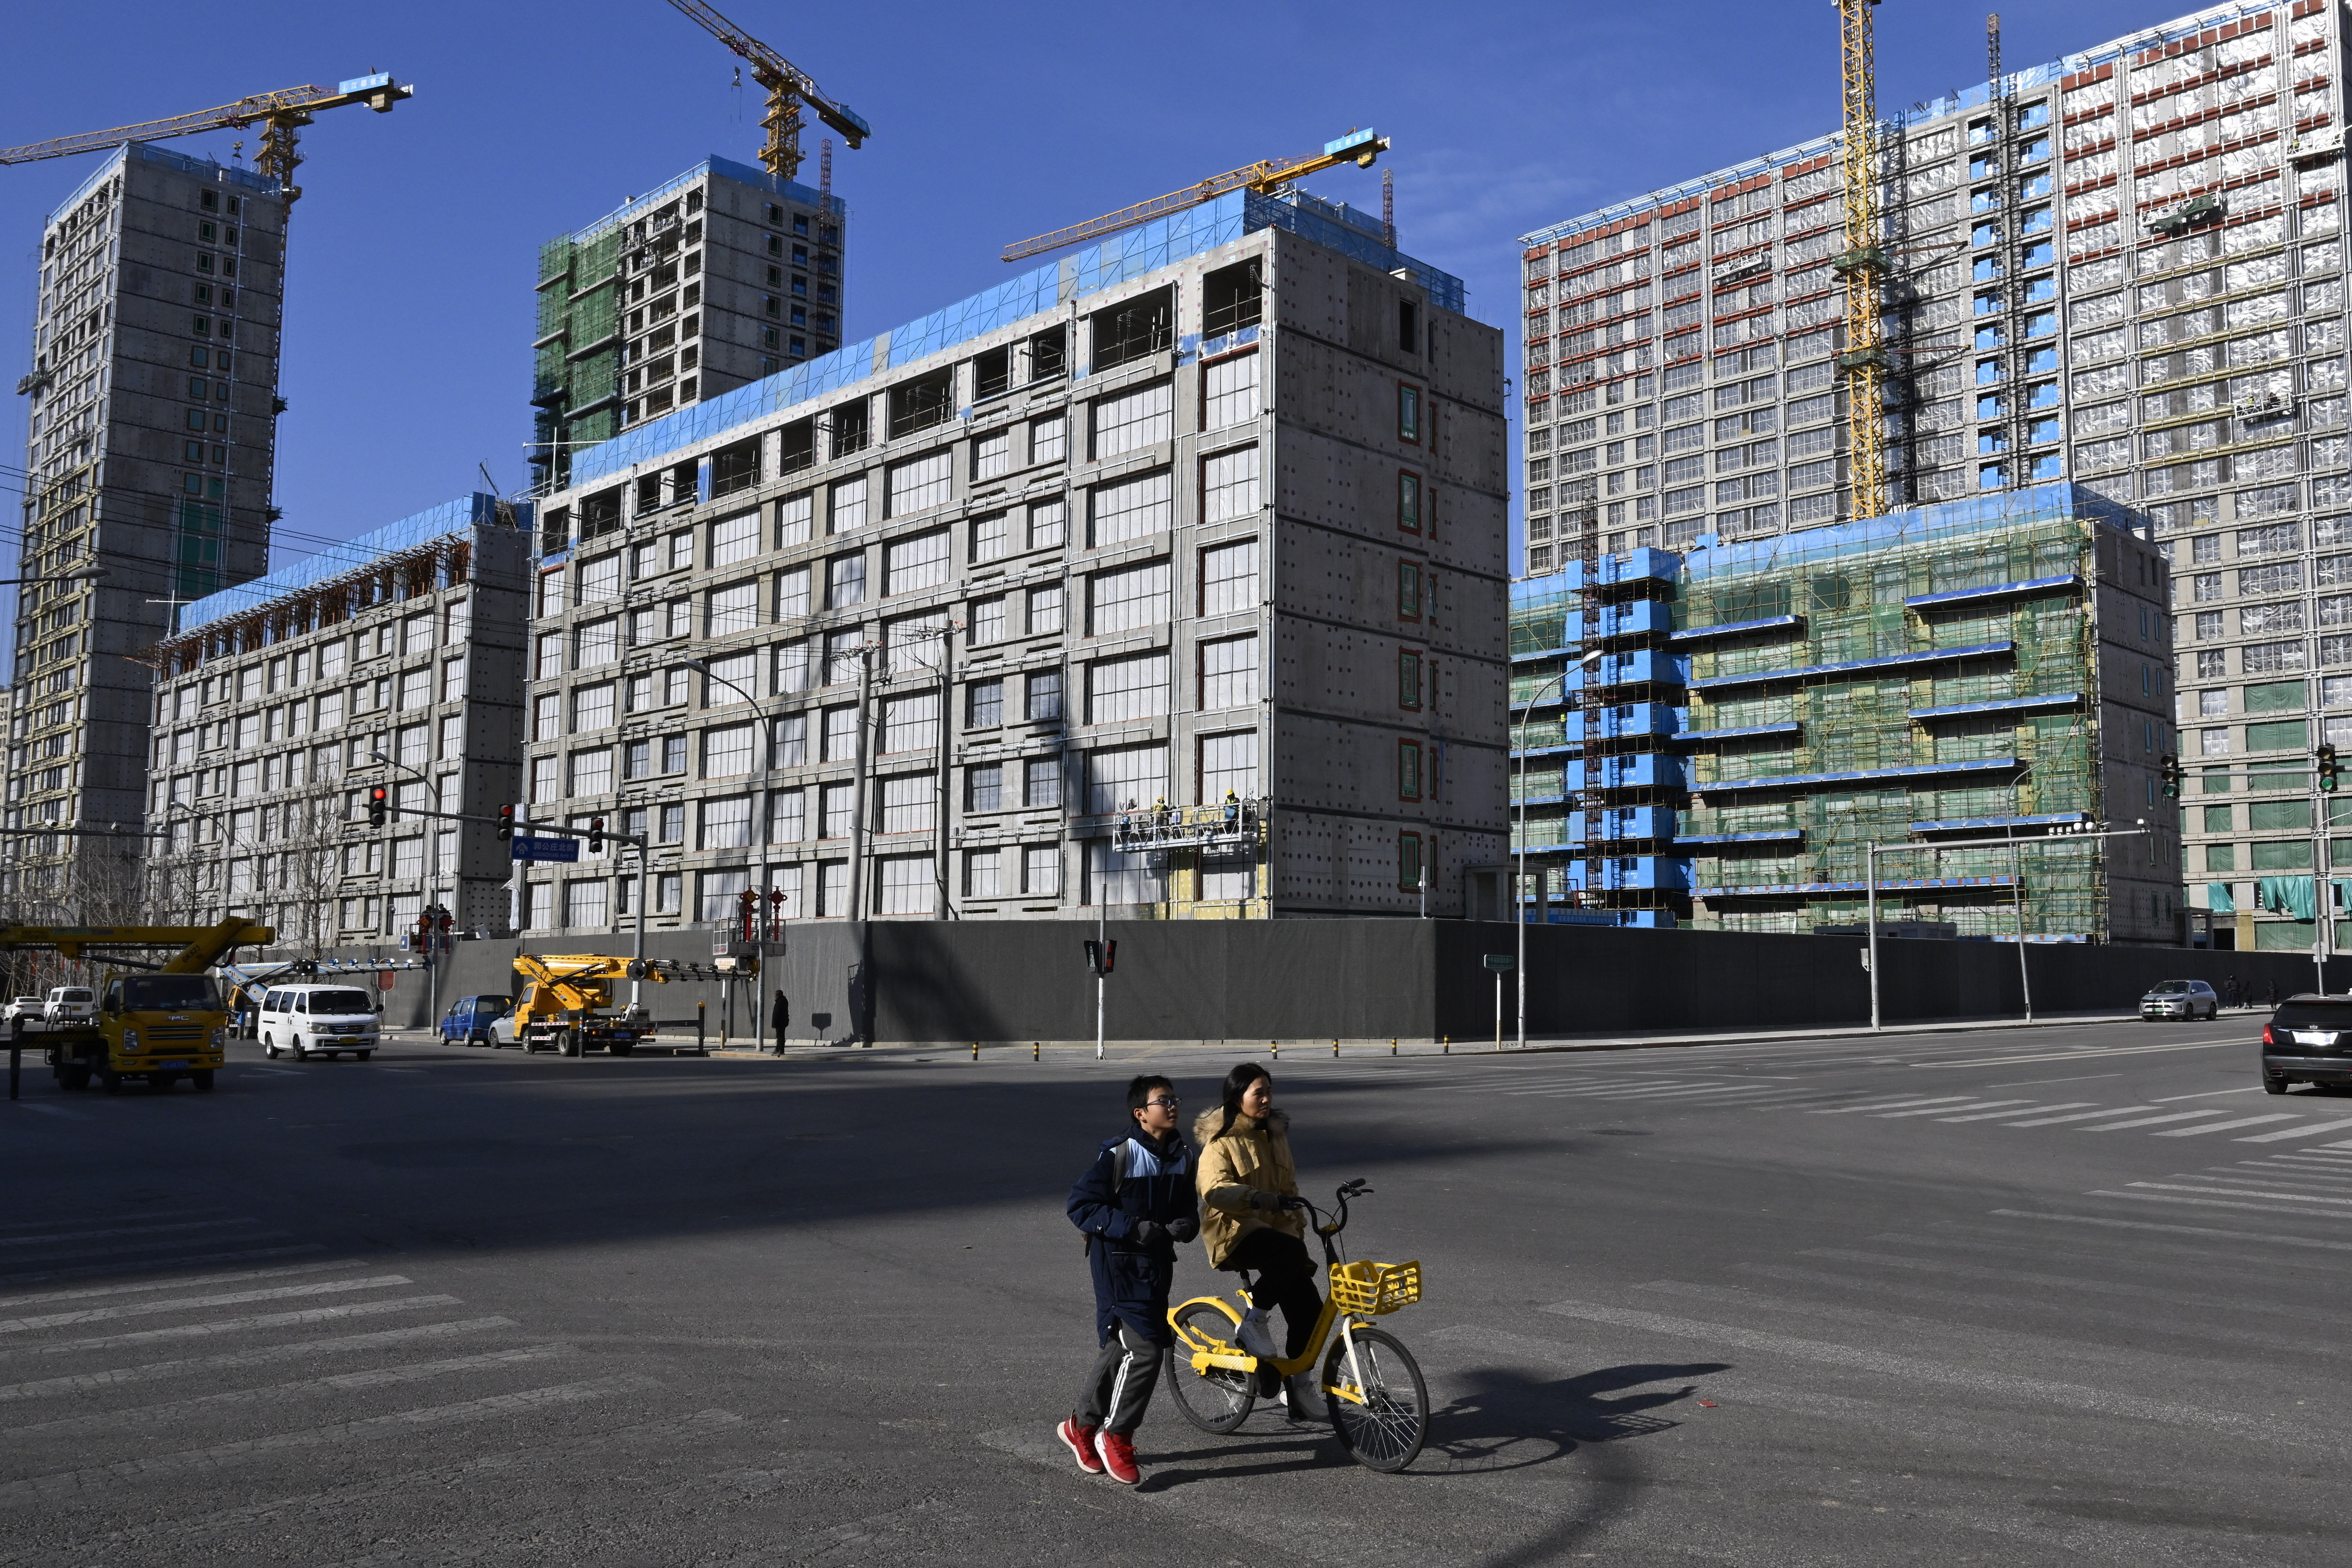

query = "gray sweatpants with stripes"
[1077,1322,1163,1435]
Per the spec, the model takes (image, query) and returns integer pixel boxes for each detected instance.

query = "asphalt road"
[3,1014,2349,1565]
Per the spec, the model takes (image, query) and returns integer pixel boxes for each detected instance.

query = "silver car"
[2140,979,2219,1020]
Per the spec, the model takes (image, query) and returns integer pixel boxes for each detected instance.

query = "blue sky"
[0,0,2185,575]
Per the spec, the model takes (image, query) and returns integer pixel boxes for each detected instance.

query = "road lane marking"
[1921,1040,2244,1069]
[2128,1182,2352,1206]
[2154,1114,2302,1136]
[1807,1096,1980,1115]
[1937,1101,2097,1122]
[0,1210,223,1237]
[0,1259,365,1311]
[2085,1190,2352,1220]
[2072,1110,2236,1133]
[0,1295,463,1361]
[2152,1087,2264,1102]
[1536,1298,2325,1448]
[0,1275,411,1335]
[0,1316,517,1403]
[0,1374,658,1505]
[0,1218,259,1251]
[2236,1118,2352,1142]
[1875,1099,2034,1119]
[1991,1208,2352,1252]
[0,1245,326,1289]
[1984,1073,2123,1088]
[1999,1106,2157,1126]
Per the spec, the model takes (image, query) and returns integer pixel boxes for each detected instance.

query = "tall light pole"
[370,749,447,1026]
[1516,649,1602,1050]
[684,657,776,1044]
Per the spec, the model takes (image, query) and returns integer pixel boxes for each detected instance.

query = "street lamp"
[369,749,451,1025]
[0,566,107,587]
[1515,647,1604,1051]
[683,656,779,1050]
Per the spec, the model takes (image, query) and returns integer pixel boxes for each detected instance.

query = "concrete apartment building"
[532,157,849,493]
[516,188,1506,937]
[3,144,287,912]
[137,497,529,947]
[1510,485,2186,943]
[1518,0,2351,949]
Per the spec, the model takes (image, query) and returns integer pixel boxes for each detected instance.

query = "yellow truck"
[509,952,742,1056]
[0,918,272,1094]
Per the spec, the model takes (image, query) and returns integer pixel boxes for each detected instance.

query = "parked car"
[3,995,47,1027]
[2140,979,2219,1021]
[43,987,96,1025]
[439,994,514,1047]
[2261,994,2352,1093]
[257,985,382,1062]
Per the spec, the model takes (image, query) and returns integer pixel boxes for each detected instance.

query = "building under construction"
[531,158,849,493]
[1510,483,2185,942]
[1517,0,2351,947]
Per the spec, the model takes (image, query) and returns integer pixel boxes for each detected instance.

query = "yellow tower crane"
[1002,129,1390,263]
[1834,0,1891,520]
[660,0,871,183]
[0,74,413,207]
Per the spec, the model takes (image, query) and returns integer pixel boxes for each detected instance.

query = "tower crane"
[1834,0,1891,520]
[0,74,414,207]
[659,0,870,183]
[1001,129,1391,263]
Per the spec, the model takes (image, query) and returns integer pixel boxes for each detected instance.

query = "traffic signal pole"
[2313,743,2339,995]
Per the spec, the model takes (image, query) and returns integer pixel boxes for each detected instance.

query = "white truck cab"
[258,984,382,1062]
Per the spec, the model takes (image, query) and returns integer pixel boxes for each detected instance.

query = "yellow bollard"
[1271,1039,1279,1059]
[1391,1037,1398,1056]
[1332,1038,1339,1058]
[1443,1035,1450,1055]
[971,1041,979,1062]
[1033,1040,1040,1061]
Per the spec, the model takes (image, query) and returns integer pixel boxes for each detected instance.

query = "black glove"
[1248,1190,1292,1213]
[1167,1215,1199,1243]
[1129,1220,1168,1247]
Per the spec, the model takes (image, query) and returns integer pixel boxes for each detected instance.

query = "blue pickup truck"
[438,994,514,1047]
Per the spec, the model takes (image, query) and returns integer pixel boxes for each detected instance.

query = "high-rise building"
[141,496,530,945]
[516,188,1503,934]
[1517,0,2348,949]
[531,158,848,494]
[6,144,287,913]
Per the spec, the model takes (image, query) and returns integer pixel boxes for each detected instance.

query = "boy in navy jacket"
[1057,1073,1198,1484]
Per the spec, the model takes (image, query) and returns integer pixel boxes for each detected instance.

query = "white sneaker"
[1234,1312,1279,1362]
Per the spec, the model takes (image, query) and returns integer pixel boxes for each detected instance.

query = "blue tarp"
[175,494,507,634]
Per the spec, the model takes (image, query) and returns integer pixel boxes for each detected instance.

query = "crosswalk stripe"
[2072,1110,2237,1133]
[1807,1096,1979,1115]
[0,1233,297,1270]
[0,1316,517,1403]
[1937,1101,2096,1122]
[0,1374,658,1505]
[0,1259,365,1313]
[2153,1114,2303,1136]
[0,1245,328,1290]
[1989,1207,2352,1252]
[2,1295,463,1361]
[2001,1106,2158,1127]
[1875,1099,2034,1119]
[2129,1182,2352,1206]
[2237,1118,2352,1143]
[0,1218,258,1252]
[2086,1190,2352,1220]
[0,1275,410,1336]
[0,1210,222,1237]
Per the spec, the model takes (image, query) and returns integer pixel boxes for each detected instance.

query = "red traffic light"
[367,785,389,828]
[496,804,516,842]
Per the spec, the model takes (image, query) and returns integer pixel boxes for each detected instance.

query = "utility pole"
[933,624,956,919]
[849,645,875,922]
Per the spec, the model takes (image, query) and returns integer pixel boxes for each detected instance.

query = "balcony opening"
[1092,287,1173,373]
[1202,262,1263,339]
[889,369,954,439]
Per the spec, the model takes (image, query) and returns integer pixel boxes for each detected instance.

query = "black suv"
[2260,995,2352,1094]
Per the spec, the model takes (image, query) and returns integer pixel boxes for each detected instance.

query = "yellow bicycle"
[1163,1178,1429,1472]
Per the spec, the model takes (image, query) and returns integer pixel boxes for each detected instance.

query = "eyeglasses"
[1144,1096,1181,1109]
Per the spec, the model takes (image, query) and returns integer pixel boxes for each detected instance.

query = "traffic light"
[367,785,389,828]
[588,815,606,853]
[2321,743,2341,795]
[1084,939,1117,976]
[2159,755,2182,800]
[496,804,515,842]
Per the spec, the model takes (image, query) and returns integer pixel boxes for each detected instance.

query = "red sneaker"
[1056,1417,1103,1474]
[1096,1429,1141,1485]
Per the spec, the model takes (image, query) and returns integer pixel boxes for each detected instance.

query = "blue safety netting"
[1676,484,2137,585]
[175,493,505,634]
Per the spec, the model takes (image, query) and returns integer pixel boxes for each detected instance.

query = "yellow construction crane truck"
[0,918,272,1094]
[509,952,747,1056]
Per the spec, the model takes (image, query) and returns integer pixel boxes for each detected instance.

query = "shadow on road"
[1417,1359,1726,1474]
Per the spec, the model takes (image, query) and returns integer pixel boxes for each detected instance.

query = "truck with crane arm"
[509,952,745,1056]
[0,918,272,1094]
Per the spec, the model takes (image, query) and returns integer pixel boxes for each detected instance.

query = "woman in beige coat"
[1194,1061,1327,1417]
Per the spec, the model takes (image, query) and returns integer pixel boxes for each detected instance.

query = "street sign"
[376,971,396,991]
[510,836,580,863]
[1483,954,1515,972]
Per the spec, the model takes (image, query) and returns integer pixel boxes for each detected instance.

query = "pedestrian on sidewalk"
[2224,973,2242,1009]
[1057,1074,1198,1486]
[769,988,788,1054]
[1195,1062,1328,1423]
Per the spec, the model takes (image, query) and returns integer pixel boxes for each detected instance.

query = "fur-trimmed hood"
[1192,1104,1302,1266]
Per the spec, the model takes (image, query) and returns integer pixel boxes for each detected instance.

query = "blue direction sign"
[510,836,580,863]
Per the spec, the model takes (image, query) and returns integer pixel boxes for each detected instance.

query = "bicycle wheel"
[1323,1325,1428,1472]
[1163,1301,1257,1434]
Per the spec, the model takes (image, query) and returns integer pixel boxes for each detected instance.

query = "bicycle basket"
[1328,1259,1422,1316]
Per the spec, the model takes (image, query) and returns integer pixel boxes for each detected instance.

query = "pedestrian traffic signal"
[2159,755,2182,799]
[496,804,515,842]
[588,815,606,853]
[1084,939,1117,976]
[2321,743,2341,794]
[367,785,389,828]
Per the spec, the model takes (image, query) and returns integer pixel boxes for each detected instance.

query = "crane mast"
[659,0,870,183]
[1835,0,1891,520]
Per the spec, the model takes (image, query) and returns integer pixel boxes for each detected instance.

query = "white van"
[258,984,382,1062]
[44,986,96,1025]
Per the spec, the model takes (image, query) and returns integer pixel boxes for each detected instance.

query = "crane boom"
[660,0,869,182]
[1834,0,1890,520]
[1001,129,1390,263]
[0,73,413,206]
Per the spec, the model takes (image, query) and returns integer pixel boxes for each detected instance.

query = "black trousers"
[1077,1321,1162,1435]
[1225,1227,1324,1359]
